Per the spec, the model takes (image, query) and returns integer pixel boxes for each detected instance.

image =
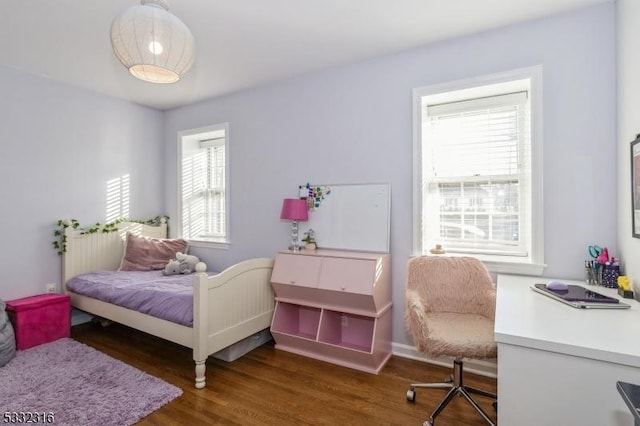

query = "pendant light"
[110,0,195,84]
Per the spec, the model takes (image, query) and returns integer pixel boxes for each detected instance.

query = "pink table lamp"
[280,198,308,251]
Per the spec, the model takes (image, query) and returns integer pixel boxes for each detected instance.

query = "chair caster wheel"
[406,387,416,402]
[423,421,434,426]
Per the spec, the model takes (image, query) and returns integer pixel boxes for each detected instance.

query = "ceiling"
[0,0,610,111]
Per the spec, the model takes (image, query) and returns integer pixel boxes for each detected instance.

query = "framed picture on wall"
[631,135,640,238]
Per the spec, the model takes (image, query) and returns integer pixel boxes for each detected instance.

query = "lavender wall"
[617,0,640,296]
[164,4,616,347]
[0,66,164,300]
[0,3,615,350]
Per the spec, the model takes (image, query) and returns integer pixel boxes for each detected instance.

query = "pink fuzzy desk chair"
[405,256,497,426]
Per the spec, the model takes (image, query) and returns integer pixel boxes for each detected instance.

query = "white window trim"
[412,66,545,276]
[177,123,231,250]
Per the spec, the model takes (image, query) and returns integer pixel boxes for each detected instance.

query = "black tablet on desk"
[531,283,631,309]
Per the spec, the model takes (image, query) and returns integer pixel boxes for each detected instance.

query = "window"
[178,123,230,246]
[413,67,543,274]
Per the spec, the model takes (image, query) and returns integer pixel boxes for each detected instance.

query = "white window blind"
[422,90,531,256]
[181,129,228,243]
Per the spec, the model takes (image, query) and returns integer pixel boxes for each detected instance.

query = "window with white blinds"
[179,123,229,244]
[414,71,542,268]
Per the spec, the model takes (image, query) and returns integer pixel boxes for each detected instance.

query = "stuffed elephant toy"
[162,259,182,276]
[175,252,199,274]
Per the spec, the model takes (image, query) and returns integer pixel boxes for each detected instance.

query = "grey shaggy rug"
[0,338,182,425]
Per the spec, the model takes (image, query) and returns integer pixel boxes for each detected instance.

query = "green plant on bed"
[52,216,167,256]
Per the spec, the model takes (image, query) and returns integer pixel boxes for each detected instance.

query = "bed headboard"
[62,220,168,291]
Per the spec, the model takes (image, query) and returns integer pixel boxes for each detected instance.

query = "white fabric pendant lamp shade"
[111,0,195,84]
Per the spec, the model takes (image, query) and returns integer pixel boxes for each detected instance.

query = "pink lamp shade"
[280,199,308,221]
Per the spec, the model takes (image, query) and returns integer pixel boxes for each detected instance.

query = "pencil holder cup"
[601,264,619,288]
[585,265,601,286]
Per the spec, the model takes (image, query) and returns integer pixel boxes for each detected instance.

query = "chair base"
[407,358,496,426]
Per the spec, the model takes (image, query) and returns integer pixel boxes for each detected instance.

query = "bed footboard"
[192,258,275,389]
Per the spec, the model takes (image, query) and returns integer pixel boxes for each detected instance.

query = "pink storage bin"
[5,294,71,350]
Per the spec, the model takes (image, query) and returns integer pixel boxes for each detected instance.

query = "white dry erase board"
[300,183,390,253]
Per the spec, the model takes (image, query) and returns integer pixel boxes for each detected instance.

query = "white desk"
[495,274,640,426]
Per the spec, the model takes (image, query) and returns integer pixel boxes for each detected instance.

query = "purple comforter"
[66,271,196,327]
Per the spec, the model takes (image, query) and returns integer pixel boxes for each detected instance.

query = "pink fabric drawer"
[6,294,71,350]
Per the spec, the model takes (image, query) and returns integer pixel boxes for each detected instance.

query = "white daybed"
[61,221,275,389]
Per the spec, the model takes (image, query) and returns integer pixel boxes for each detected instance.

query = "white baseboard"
[392,342,497,379]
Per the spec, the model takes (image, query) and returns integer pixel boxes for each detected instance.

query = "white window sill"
[415,251,546,276]
[480,257,546,276]
[187,239,231,251]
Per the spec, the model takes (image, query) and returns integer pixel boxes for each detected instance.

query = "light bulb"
[148,41,164,55]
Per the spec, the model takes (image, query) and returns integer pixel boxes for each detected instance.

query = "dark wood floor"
[72,322,497,425]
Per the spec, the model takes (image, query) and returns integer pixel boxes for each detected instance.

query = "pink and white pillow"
[118,232,188,271]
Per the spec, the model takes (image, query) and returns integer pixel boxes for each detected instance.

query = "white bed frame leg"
[193,263,209,389]
[195,359,206,389]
